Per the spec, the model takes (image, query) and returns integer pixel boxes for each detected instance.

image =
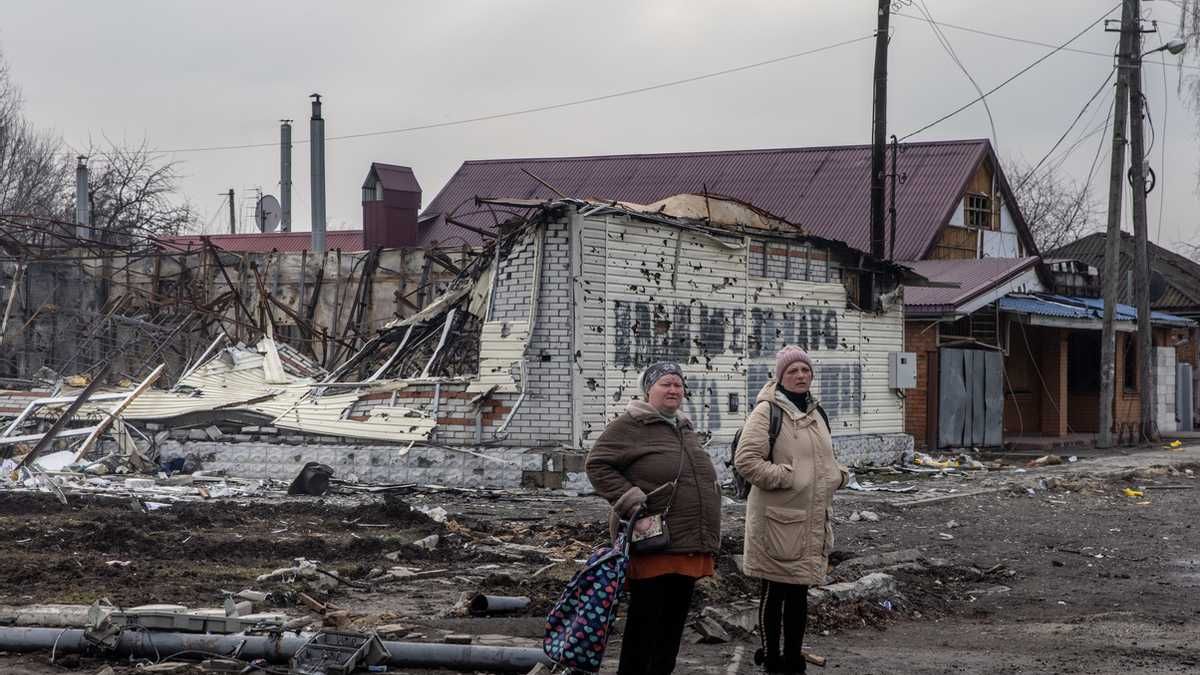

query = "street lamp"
[1144,38,1187,57]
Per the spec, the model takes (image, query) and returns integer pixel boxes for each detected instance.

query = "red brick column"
[1038,328,1069,436]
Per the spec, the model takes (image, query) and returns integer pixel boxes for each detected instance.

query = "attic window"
[965,193,993,230]
[362,181,383,202]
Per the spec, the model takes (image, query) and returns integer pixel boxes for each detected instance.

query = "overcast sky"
[3,1,1198,249]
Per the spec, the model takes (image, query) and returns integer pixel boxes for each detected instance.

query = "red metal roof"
[420,139,1020,258]
[158,231,365,253]
[903,257,1040,313]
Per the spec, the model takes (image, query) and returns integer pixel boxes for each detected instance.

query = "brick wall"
[903,321,938,448]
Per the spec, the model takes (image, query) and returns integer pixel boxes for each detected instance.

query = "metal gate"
[938,348,1003,448]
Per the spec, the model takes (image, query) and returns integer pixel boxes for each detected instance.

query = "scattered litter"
[1027,455,1063,468]
[416,505,448,523]
[1068,456,1078,463]
[1122,488,1144,498]
[937,533,954,540]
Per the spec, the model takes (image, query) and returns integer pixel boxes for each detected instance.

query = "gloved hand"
[613,485,647,518]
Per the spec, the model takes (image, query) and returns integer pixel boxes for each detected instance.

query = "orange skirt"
[628,552,716,580]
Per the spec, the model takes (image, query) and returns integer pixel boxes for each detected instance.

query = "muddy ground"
[1,448,1199,674]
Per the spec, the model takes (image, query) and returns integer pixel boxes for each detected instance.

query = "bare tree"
[1005,160,1102,252]
[0,50,69,220]
[84,139,196,244]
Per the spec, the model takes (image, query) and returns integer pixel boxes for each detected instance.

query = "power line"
[1155,33,1170,241]
[1016,66,1117,192]
[156,34,875,155]
[900,4,1121,141]
[892,10,1200,71]
[915,0,1000,149]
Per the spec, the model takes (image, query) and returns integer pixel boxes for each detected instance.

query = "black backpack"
[727,402,830,500]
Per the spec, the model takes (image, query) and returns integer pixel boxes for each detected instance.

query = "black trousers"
[617,573,696,675]
[759,580,809,672]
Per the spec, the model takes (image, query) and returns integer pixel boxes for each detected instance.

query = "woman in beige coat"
[734,346,849,674]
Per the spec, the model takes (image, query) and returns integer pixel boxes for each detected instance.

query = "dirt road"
[1,445,1198,674]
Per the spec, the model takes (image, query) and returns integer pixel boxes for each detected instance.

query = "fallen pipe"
[469,594,532,616]
[0,627,549,672]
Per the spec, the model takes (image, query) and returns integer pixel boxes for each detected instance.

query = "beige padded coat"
[734,380,849,585]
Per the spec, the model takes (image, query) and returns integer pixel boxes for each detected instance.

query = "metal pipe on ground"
[468,594,532,616]
[0,627,549,672]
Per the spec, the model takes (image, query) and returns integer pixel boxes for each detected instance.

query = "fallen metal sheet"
[117,347,437,442]
[0,427,98,447]
[72,364,166,462]
[387,279,474,328]
[467,321,528,394]
[846,478,920,493]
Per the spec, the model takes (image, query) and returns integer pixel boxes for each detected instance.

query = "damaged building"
[2,187,920,489]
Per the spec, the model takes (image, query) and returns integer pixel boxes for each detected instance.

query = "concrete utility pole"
[74,156,90,240]
[1097,0,1137,449]
[227,189,236,234]
[869,0,890,260]
[310,94,327,254]
[1127,7,1157,441]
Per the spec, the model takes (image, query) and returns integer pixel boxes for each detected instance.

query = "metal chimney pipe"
[74,156,90,240]
[309,94,326,253]
[280,120,292,232]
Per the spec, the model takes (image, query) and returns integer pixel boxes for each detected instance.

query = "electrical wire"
[1015,66,1117,192]
[154,35,875,155]
[892,11,1200,72]
[915,0,1000,149]
[1155,35,1170,241]
[900,4,1121,141]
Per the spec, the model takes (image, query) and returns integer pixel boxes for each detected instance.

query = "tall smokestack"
[75,156,90,239]
[309,94,326,253]
[280,120,292,232]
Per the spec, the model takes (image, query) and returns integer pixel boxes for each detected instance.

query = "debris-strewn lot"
[1,453,1199,674]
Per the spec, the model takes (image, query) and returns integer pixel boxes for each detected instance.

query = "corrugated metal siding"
[577,213,905,444]
[421,140,990,259]
[577,218,610,444]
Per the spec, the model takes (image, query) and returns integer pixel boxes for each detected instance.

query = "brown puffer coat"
[734,380,849,585]
[585,400,722,555]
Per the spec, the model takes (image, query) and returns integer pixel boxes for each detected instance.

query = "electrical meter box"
[888,352,917,389]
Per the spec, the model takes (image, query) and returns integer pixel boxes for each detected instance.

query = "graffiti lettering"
[615,300,840,367]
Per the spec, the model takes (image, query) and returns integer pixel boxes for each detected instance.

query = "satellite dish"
[255,195,281,232]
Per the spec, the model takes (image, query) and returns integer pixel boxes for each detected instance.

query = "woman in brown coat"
[585,361,722,675]
[734,346,849,674]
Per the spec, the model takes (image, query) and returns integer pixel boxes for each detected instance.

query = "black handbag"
[629,443,687,554]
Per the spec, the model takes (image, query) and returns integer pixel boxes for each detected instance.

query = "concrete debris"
[412,534,440,551]
[690,616,731,644]
[700,602,759,636]
[809,573,898,606]
[848,510,881,523]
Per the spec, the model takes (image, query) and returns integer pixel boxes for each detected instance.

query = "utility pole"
[1098,0,1137,449]
[1127,3,1156,442]
[870,0,890,260]
[227,189,236,235]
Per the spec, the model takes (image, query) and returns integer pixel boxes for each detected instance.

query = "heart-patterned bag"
[543,519,636,672]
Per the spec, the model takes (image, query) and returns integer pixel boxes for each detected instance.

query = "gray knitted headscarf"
[640,361,685,393]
